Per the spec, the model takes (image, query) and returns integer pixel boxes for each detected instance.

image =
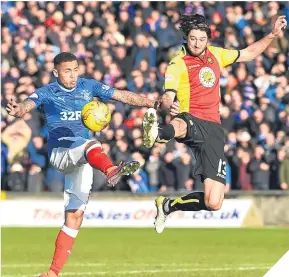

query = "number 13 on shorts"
[217,159,226,179]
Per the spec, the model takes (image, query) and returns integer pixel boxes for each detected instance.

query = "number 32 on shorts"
[217,159,226,179]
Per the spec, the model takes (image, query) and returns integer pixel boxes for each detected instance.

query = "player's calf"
[204,178,225,211]
[164,192,210,214]
[41,208,84,276]
[85,141,114,174]
[157,117,187,143]
[40,223,79,276]
[85,141,140,186]
[154,192,210,234]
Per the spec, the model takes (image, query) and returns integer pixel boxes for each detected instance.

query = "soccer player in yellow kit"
[142,14,287,233]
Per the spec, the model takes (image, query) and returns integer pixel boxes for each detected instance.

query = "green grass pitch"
[2,228,288,277]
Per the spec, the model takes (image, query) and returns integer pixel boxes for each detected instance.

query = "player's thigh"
[202,125,226,210]
[50,137,96,173]
[67,137,100,167]
[64,163,94,212]
[174,113,206,143]
[188,145,203,178]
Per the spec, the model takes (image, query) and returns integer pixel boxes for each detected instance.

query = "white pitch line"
[1,266,271,277]
[1,262,271,268]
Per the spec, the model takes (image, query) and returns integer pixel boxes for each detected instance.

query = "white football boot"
[154,196,171,234]
[143,108,159,148]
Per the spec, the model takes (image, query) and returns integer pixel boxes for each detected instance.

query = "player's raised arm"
[159,55,184,113]
[111,89,160,109]
[237,15,287,62]
[5,98,36,118]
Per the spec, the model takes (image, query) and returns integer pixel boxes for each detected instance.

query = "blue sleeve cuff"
[26,97,40,108]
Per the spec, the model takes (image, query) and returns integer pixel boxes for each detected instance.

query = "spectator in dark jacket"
[1,142,8,179]
[279,147,289,190]
[248,145,270,190]
[27,136,47,192]
[155,16,180,49]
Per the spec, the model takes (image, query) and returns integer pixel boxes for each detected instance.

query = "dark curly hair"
[54,52,78,67]
[179,14,211,39]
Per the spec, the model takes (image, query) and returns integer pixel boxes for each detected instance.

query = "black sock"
[158,124,175,142]
[164,192,209,213]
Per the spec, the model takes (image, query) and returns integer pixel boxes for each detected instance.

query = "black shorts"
[175,113,226,185]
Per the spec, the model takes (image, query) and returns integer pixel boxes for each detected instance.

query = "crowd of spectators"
[1,1,289,193]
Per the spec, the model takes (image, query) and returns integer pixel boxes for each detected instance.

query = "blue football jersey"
[27,78,114,156]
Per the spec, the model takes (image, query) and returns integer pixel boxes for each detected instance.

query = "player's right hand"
[170,101,180,117]
[6,98,20,116]
[271,15,287,37]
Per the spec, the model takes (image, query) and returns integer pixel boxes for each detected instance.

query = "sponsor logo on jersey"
[165,75,174,81]
[199,67,216,88]
[102,84,110,91]
[188,64,200,69]
[57,97,65,102]
[207,57,214,64]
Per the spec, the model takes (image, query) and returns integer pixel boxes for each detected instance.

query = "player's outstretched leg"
[40,166,95,277]
[85,141,140,186]
[39,223,79,277]
[142,109,184,148]
[154,192,209,234]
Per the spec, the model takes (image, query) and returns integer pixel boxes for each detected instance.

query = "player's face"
[55,60,79,89]
[187,29,208,57]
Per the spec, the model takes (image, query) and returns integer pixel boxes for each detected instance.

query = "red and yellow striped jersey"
[164,44,239,124]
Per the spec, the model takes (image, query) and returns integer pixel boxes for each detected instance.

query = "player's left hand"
[170,101,180,117]
[6,98,20,116]
[271,15,287,37]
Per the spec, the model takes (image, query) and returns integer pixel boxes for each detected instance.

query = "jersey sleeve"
[209,46,240,69]
[26,88,46,108]
[88,79,115,101]
[164,57,184,93]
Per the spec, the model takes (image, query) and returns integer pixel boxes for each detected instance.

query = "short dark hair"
[53,52,78,66]
[179,14,211,39]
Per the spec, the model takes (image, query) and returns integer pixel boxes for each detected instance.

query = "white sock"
[62,225,79,238]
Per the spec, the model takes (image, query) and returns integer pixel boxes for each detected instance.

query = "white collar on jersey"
[56,80,76,92]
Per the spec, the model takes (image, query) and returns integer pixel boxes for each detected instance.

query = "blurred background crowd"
[1,1,289,194]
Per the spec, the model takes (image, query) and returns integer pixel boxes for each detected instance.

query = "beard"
[187,44,207,57]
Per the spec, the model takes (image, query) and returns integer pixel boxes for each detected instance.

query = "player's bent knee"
[65,209,84,219]
[171,118,187,138]
[84,140,103,162]
[84,140,102,152]
[205,198,223,211]
[204,179,225,211]
[65,209,84,229]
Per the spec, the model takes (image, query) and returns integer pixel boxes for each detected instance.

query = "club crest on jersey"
[199,67,216,88]
[207,57,214,64]
[80,90,90,101]
[102,84,110,90]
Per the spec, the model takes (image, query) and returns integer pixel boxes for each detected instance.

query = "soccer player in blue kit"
[5,52,165,277]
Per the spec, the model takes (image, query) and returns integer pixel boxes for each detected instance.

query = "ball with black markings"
[81,101,111,132]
